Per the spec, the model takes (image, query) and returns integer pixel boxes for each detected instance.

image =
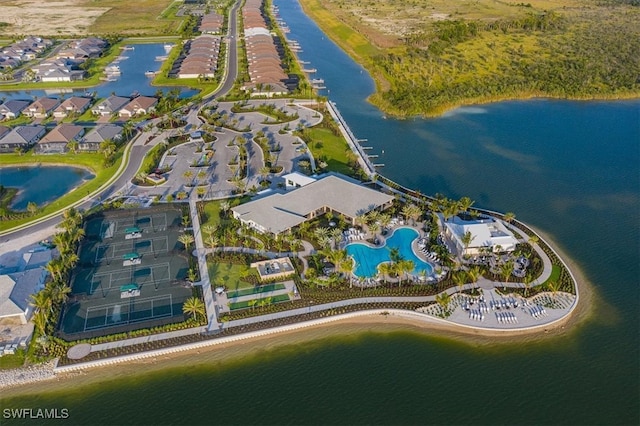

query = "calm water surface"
[2,1,639,424]
[0,165,93,210]
[0,44,198,100]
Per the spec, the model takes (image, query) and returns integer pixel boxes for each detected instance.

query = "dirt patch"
[0,1,109,37]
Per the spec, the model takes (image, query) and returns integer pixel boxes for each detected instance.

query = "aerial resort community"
[1,0,605,389]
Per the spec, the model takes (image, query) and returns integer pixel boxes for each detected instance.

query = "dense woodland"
[312,0,640,116]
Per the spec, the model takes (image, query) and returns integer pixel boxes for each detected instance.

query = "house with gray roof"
[0,125,10,140]
[0,100,31,120]
[53,96,92,119]
[0,269,48,324]
[91,95,130,117]
[36,123,84,153]
[23,97,60,118]
[0,125,46,153]
[231,173,394,235]
[79,124,123,152]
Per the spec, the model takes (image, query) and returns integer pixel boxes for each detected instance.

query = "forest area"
[304,0,640,116]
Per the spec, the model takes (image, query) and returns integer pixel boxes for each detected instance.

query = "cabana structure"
[440,214,519,256]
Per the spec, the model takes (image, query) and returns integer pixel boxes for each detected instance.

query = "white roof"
[282,172,316,187]
[232,174,393,234]
[444,215,519,250]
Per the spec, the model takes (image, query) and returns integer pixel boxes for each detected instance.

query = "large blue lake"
[2,1,639,424]
[0,165,93,210]
[0,43,198,100]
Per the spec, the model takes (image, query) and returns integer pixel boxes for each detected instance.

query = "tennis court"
[60,205,195,339]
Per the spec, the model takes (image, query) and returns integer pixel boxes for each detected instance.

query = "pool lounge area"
[345,227,434,279]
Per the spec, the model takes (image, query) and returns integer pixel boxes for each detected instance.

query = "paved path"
[188,199,219,331]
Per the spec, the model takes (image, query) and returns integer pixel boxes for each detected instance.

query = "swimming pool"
[345,227,433,278]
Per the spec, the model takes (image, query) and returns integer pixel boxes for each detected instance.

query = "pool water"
[346,227,433,278]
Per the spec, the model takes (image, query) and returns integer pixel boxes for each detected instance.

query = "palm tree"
[401,204,422,226]
[458,196,474,213]
[52,232,72,255]
[460,231,475,257]
[45,258,64,282]
[99,139,117,158]
[500,260,514,291]
[220,200,231,217]
[178,233,195,251]
[187,268,198,283]
[452,271,467,294]
[330,227,343,249]
[368,221,380,241]
[183,170,194,186]
[47,282,71,305]
[397,259,415,286]
[182,296,206,321]
[435,292,451,316]
[467,266,481,290]
[355,213,368,230]
[378,262,392,283]
[30,290,53,315]
[503,212,516,224]
[314,226,330,242]
[202,224,218,237]
[545,280,561,299]
[523,273,533,297]
[67,140,79,154]
[32,310,49,336]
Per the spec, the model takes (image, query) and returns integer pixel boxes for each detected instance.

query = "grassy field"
[207,261,259,292]
[304,126,353,176]
[300,0,640,116]
[0,0,182,37]
[198,196,249,231]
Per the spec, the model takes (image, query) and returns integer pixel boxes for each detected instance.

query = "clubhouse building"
[231,173,394,235]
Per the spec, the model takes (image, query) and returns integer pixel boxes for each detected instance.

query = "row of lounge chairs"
[497,312,518,324]
[530,305,548,319]
[469,310,485,321]
[491,297,519,310]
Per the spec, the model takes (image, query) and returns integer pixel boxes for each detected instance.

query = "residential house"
[91,96,130,117]
[0,245,53,325]
[0,125,46,153]
[53,97,92,119]
[35,123,84,153]
[118,96,158,118]
[79,124,123,152]
[0,269,48,324]
[32,60,86,82]
[0,125,10,140]
[0,100,31,120]
[23,97,60,119]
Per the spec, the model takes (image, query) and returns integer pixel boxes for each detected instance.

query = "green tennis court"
[226,283,286,299]
[228,294,291,311]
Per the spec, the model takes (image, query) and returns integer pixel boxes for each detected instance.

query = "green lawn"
[208,261,259,292]
[0,350,25,370]
[305,127,353,175]
[198,196,249,230]
[228,293,290,311]
[541,264,561,286]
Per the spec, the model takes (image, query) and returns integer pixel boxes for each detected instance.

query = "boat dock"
[325,101,376,177]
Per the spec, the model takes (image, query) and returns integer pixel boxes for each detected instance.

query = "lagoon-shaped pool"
[346,227,433,278]
[1,165,94,210]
